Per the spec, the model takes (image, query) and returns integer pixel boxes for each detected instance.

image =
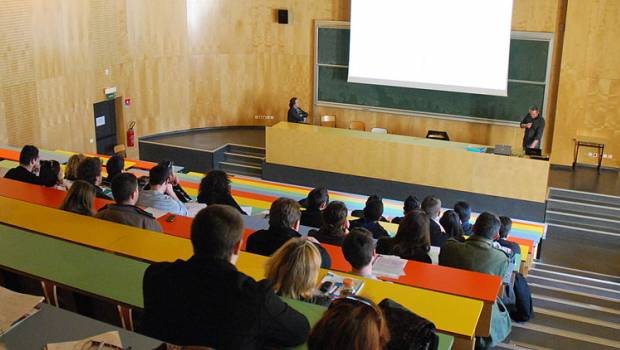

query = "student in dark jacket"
[351,194,389,222]
[440,210,466,242]
[422,196,447,247]
[454,201,473,236]
[391,195,420,224]
[376,210,432,264]
[102,154,124,187]
[350,199,390,239]
[197,170,247,215]
[287,97,308,123]
[300,187,329,228]
[96,173,162,232]
[4,145,44,185]
[497,216,521,256]
[77,157,112,200]
[246,198,331,268]
[142,205,309,349]
[308,201,349,246]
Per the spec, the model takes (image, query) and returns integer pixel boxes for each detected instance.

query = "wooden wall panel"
[551,0,620,168]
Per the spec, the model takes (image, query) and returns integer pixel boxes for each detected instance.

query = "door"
[93,100,117,155]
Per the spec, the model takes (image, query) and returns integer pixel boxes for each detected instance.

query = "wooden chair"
[371,127,388,134]
[349,121,366,131]
[320,115,336,128]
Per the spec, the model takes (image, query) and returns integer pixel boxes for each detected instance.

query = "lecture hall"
[0,1,619,350]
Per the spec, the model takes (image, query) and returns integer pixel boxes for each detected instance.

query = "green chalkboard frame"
[314,21,554,126]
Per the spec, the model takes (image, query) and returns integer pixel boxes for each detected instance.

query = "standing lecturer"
[519,106,545,149]
[288,97,308,123]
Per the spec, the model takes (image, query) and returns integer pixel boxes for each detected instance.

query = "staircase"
[215,144,265,178]
[546,187,620,244]
[494,262,620,350]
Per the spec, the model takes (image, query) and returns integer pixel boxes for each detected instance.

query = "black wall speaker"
[277,9,289,24]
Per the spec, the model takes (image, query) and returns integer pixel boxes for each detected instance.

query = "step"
[546,197,620,219]
[528,275,620,300]
[532,295,620,325]
[528,269,620,291]
[529,284,620,310]
[531,308,620,342]
[545,210,620,232]
[223,152,264,166]
[544,220,620,244]
[508,322,620,350]
[218,161,262,178]
[548,187,620,208]
[532,262,620,284]
[227,144,265,157]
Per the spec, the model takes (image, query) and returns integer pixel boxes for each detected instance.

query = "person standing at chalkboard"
[288,97,308,123]
[520,106,545,149]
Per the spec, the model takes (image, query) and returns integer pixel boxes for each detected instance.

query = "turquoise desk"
[0,224,453,349]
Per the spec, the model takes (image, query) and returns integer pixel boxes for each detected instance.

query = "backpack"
[507,272,534,322]
[379,298,439,350]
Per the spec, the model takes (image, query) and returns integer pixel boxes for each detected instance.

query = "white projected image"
[348,0,514,96]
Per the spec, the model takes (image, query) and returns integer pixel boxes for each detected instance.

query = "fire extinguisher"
[127,121,136,147]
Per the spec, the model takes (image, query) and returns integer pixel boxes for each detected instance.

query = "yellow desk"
[266,122,549,203]
[0,196,480,349]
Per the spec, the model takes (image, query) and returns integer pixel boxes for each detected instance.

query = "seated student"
[4,145,44,185]
[77,157,112,200]
[376,210,432,264]
[440,210,466,242]
[142,205,309,348]
[421,196,447,247]
[439,212,511,348]
[308,296,390,350]
[265,238,331,307]
[59,180,96,216]
[39,160,66,190]
[308,201,349,246]
[342,228,377,279]
[350,199,389,239]
[391,195,420,224]
[137,164,189,216]
[454,201,473,236]
[102,154,124,187]
[160,160,192,202]
[96,173,162,232]
[439,212,509,277]
[246,198,331,268]
[351,195,388,222]
[64,153,85,188]
[197,170,246,215]
[497,216,521,256]
[300,187,329,228]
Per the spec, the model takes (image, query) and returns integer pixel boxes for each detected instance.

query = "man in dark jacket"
[422,196,447,246]
[246,197,331,268]
[96,173,162,232]
[454,201,473,236]
[349,198,389,239]
[142,205,309,349]
[287,97,308,123]
[497,216,521,256]
[520,106,545,150]
[300,187,329,228]
[4,145,44,185]
[77,157,112,200]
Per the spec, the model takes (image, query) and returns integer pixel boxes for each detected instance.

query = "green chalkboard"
[316,27,551,123]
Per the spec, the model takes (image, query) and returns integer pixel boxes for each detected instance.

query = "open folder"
[0,286,44,335]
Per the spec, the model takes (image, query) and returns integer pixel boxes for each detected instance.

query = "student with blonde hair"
[265,238,331,306]
[65,153,86,181]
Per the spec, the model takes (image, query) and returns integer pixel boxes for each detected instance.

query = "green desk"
[0,224,453,349]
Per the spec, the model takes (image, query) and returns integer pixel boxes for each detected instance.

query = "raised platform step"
[548,187,620,208]
[532,263,620,284]
[223,152,264,166]
[546,197,620,220]
[545,209,620,233]
[227,144,265,157]
[218,161,262,177]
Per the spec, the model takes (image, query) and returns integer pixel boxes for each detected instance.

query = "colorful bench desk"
[0,198,476,349]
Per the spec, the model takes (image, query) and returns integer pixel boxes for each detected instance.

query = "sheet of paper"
[241,206,253,215]
[429,246,440,265]
[185,202,207,218]
[0,286,44,335]
[143,207,169,219]
[45,331,123,350]
[372,254,407,279]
